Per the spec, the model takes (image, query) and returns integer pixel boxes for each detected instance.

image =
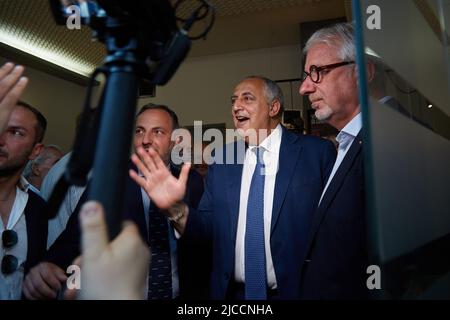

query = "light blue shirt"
[319,113,362,205]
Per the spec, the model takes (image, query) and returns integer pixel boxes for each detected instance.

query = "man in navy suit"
[23,104,207,300]
[298,22,371,299]
[130,76,336,300]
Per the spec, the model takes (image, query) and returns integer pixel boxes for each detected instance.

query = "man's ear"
[29,143,44,161]
[31,162,40,176]
[269,100,281,118]
[366,61,376,83]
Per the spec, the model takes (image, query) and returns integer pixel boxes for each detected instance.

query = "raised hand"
[0,62,28,132]
[129,147,190,210]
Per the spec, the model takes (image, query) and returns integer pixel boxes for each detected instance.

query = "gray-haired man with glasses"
[298,22,375,299]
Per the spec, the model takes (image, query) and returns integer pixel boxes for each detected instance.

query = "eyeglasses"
[2,229,19,275]
[301,61,355,84]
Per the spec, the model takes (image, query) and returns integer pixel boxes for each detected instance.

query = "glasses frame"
[301,61,355,84]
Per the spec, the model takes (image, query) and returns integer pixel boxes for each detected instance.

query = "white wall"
[139,44,302,130]
[2,43,302,150]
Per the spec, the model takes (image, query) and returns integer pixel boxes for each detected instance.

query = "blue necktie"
[148,204,172,299]
[245,147,267,300]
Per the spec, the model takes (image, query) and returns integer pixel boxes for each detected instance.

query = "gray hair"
[23,145,63,179]
[245,75,285,117]
[304,22,355,61]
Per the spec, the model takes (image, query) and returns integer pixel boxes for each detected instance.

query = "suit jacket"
[184,126,337,299]
[45,163,208,299]
[299,131,368,299]
[24,190,48,274]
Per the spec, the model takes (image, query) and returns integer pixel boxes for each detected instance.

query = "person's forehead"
[8,106,37,129]
[136,109,172,127]
[233,78,263,95]
[305,43,340,66]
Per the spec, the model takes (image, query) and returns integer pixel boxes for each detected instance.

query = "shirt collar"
[252,123,282,155]
[340,112,362,138]
[19,176,30,192]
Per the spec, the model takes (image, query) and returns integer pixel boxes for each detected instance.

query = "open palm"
[129,147,190,210]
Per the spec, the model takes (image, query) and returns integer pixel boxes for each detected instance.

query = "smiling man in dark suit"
[299,22,372,299]
[130,76,336,300]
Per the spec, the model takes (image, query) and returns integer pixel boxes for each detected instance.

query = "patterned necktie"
[245,147,267,300]
[336,131,353,151]
[148,204,172,299]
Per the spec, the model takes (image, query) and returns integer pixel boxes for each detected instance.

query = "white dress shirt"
[0,177,30,300]
[319,113,362,205]
[234,124,282,289]
[42,152,86,248]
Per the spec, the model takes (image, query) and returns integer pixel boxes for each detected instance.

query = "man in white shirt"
[298,22,373,299]
[0,101,48,300]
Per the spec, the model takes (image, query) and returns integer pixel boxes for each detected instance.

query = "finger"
[148,147,165,170]
[28,275,58,299]
[39,265,66,291]
[22,279,38,300]
[114,221,150,260]
[0,65,24,98]
[53,265,69,283]
[0,77,28,107]
[129,169,148,190]
[131,153,152,178]
[137,147,158,173]
[178,163,191,187]
[0,62,15,80]
[79,201,108,260]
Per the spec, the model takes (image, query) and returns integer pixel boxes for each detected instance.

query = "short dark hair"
[16,101,47,143]
[136,103,179,130]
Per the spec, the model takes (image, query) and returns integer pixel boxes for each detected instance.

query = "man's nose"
[142,132,153,146]
[232,98,243,112]
[299,77,316,96]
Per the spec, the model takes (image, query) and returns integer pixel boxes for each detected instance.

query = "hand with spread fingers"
[129,147,190,210]
[0,62,28,132]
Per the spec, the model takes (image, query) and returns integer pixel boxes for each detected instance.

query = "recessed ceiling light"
[428,104,433,109]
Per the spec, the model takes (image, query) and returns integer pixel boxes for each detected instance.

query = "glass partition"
[355,0,450,299]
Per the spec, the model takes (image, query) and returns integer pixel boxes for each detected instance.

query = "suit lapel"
[226,141,245,245]
[271,128,302,233]
[304,132,363,256]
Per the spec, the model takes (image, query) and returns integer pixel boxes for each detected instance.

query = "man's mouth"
[235,115,249,123]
